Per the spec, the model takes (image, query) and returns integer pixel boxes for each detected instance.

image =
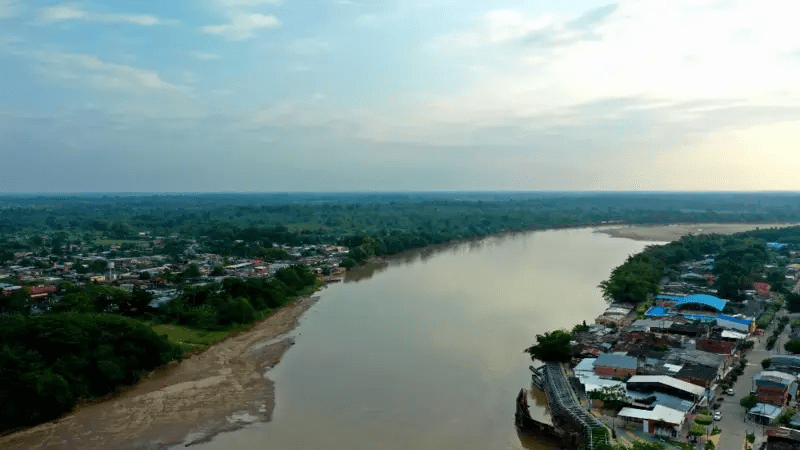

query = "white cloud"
[420,0,800,129]
[191,51,221,60]
[435,9,555,48]
[202,12,280,40]
[39,3,178,26]
[26,50,187,92]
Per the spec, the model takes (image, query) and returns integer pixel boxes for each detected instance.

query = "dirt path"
[0,295,320,450]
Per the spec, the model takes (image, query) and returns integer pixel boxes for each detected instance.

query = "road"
[716,310,791,450]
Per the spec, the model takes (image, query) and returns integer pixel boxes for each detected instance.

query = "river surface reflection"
[191,228,656,450]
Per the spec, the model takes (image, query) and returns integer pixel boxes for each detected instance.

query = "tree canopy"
[525,330,573,362]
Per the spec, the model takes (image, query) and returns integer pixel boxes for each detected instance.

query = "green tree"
[740,395,758,410]
[524,330,573,362]
[785,339,800,354]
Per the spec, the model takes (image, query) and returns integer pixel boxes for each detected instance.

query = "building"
[617,404,685,438]
[594,353,639,377]
[675,363,718,389]
[626,375,707,405]
[754,371,798,407]
[696,329,748,355]
[771,356,800,375]
[716,314,756,333]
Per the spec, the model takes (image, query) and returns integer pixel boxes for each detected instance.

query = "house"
[27,285,57,300]
[617,404,685,438]
[765,426,800,450]
[594,353,639,377]
[696,328,747,355]
[753,282,773,298]
[716,314,756,333]
[750,403,784,425]
[754,371,798,406]
[675,363,718,388]
[771,356,800,375]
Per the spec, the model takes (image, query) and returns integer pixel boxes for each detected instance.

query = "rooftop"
[657,293,728,312]
[595,353,638,370]
[627,375,707,398]
[618,404,685,425]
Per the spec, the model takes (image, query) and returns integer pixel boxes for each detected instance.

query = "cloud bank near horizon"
[2,0,800,192]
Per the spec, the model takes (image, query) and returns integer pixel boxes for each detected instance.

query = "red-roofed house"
[753,282,772,298]
[27,285,57,299]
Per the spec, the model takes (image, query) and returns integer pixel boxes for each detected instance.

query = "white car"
[713,411,722,421]
[725,388,735,395]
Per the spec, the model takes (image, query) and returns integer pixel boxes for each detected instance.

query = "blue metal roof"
[644,306,674,317]
[750,403,782,419]
[717,314,753,325]
[658,294,727,312]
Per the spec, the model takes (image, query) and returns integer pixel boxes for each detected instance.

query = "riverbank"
[0,294,321,450]
[595,222,799,242]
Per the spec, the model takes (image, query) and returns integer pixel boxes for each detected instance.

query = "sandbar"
[0,295,320,450]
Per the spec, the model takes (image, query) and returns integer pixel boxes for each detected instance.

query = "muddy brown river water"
[189,228,655,450]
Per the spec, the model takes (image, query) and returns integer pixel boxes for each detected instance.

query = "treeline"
[158,265,318,330]
[600,230,785,303]
[0,313,182,431]
[5,192,800,246]
[20,265,318,331]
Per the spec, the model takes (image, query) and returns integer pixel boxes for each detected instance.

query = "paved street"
[716,310,790,450]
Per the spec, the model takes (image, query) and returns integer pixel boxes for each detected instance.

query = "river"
[190,228,656,450]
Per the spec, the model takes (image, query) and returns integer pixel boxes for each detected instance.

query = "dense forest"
[3,191,800,264]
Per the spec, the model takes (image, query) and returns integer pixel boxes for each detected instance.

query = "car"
[713,411,722,421]
[725,388,735,395]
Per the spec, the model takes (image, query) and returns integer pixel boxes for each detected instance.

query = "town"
[0,234,350,317]
[521,232,800,450]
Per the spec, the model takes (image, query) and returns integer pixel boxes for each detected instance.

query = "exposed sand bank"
[0,295,320,450]
[595,223,799,242]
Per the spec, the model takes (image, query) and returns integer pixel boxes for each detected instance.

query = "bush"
[785,339,800,354]
[711,426,721,435]
[695,414,713,425]
[690,423,706,437]
[762,358,772,369]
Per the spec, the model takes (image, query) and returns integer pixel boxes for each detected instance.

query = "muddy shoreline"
[0,295,321,450]
[594,222,799,242]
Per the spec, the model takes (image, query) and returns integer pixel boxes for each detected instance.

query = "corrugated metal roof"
[750,403,782,419]
[618,405,685,424]
[627,375,706,397]
[595,353,638,370]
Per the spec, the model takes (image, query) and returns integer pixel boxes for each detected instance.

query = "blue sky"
[2,0,800,192]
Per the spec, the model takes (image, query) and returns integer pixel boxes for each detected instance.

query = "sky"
[1,0,800,192]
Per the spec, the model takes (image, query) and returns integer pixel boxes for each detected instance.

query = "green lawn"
[152,324,232,354]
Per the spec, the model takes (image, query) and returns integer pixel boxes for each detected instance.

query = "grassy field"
[152,324,233,354]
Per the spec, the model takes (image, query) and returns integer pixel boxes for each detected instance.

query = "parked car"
[713,411,722,421]
[725,388,735,395]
